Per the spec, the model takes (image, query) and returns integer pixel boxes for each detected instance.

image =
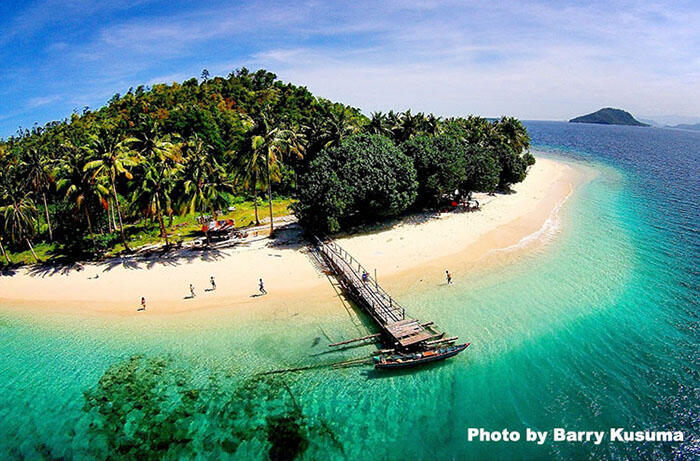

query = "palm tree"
[494,117,530,154]
[455,115,492,147]
[249,115,304,234]
[236,142,266,226]
[424,114,442,136]
[0,236,10,265]
[179,136,231,217]
[324,107,358,149]
[367,111,391,136]
[0,186,40,263]
[84,128,138,251]
[57,141,108,245]
[21,147,54,241]
[97,173,115,233]
[131,134,182,246]
[0,160,12,265]
[395,109,421,143]
[386,110,402,142]
[386,110,401,132]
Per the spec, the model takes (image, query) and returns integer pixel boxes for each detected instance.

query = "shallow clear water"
[0,122,698,460]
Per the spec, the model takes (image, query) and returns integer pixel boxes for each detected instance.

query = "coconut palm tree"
[394,110,422,143]
[249,115,305,234]
[130,135,182,245]
[324,106,358,150]
[0,236,10,265]
[424,114,442,136]
[57,141,108,245]
[367,112,391,136]
[21,147,54,241]
[0,185,40,263]
[236,141,266,226]
[452,115,492,147]
[0,159,12,265]
[386,110,401,133]
[178,135,231,218]
[494,117,530,154]
[84,128,138,251]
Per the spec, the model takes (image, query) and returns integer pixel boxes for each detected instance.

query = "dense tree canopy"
[0,68,534,262]
[402,135,467,206]
[294,134,417,233]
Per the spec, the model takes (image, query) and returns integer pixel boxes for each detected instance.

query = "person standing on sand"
[210,276,216,291]
[190,284,196,298]
[259,278,267,295]
[140,297,146,311]
[446,270,452,285]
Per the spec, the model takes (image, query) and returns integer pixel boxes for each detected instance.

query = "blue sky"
[1,0,699,137]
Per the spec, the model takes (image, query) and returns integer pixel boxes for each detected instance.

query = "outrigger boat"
[373,343,470,370]
[314,237,470,372]
[201,218,235,234]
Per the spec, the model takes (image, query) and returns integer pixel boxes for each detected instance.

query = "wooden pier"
[314,237,455,351]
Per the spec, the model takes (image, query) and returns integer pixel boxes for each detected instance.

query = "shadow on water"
[308,341,380,357]
[362,358,454,380]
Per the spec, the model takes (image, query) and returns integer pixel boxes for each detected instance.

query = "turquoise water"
[1,122,698,459]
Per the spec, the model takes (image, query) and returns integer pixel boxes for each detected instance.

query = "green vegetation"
[0,68,533,264]
[2,198,292,264]
[295,134,418,233]
[569,108,649,126]
[402,135,466,207]
[295,115,534,233]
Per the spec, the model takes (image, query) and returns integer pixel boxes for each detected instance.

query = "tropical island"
[0,69,586,461]
[0,68,534,266]
[569,108,649,126]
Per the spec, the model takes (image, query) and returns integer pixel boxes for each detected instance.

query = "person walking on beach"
[446,270,452,285]
[140,297,146,311]
[190,284,196,298]
[259,278,267,295]
[210,276,216,291]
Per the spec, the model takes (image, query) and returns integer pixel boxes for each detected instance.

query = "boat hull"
[374,343,469,370]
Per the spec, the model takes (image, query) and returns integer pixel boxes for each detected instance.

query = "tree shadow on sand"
[0,265,19,276]
[26,258,87,278]
[99,246,228,273]
[264,223,309,250]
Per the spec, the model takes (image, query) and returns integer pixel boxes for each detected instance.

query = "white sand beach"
[0,156,589,319]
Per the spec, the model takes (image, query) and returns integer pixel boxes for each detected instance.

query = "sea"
[0,121,698,460]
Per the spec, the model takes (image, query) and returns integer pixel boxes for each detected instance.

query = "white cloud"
[26,95,61,109]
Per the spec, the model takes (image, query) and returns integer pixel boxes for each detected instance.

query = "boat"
[201,219,235,234]
[373,343,470,369]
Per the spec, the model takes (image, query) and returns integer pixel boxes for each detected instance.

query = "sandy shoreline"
[0,156,590,319]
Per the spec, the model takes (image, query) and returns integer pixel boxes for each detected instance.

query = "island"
[0,68,535,264]
[569,108,649,126]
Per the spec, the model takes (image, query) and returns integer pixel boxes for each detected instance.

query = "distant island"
[667,123,700,131]
[569,108,649,126]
